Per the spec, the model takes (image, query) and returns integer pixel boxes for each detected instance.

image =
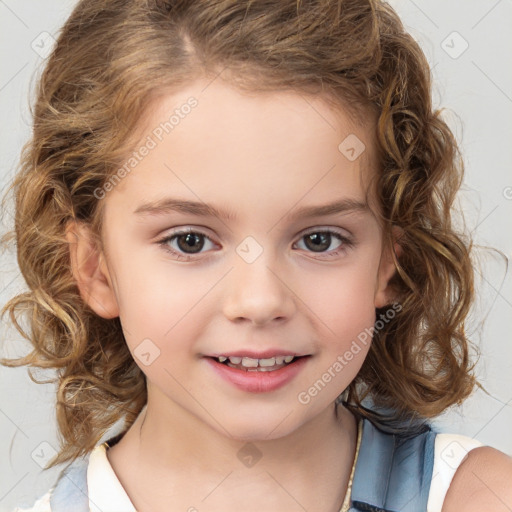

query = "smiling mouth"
[207,355,309,372]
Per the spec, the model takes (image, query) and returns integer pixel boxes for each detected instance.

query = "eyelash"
[156,227,355,262]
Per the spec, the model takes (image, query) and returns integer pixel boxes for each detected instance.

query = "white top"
[426,432,484,512]
[14,432,484,512]
[13,444,135,512]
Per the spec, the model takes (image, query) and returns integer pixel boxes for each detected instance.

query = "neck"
[109,391,358,512]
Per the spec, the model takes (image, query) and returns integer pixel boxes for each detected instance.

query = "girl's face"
[84,78,398,439]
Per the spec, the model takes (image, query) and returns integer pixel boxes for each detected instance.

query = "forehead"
[104,78,379,216]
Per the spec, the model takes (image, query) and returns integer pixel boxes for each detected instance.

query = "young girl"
[2,0,511,511]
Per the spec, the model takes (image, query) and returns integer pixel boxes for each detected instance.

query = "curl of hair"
[1,0,483,466]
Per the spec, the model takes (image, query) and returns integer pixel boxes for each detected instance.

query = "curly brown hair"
[1,0,484,467]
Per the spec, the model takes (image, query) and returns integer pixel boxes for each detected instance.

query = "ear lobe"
[374,225,403,309]
[65,220,119,319]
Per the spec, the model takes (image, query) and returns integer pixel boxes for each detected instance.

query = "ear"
[374,225,403,308]
[65,220,119,319]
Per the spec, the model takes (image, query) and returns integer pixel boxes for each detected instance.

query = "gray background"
[0,0,511,509]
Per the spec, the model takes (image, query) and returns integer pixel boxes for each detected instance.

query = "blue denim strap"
[49,455,90,512]
[349,418,436,512]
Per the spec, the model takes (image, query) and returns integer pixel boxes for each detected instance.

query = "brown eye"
[295,229,354,258]
[157,229,216,260]
[175,232,205,254]
[303,232,332,252]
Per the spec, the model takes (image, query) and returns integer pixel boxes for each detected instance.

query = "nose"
[222,253,296,326]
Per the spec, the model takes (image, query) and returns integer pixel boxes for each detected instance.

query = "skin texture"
[66,77,405,511]
[443,446,512,512]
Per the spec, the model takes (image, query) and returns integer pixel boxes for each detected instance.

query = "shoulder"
[442,445,512,512]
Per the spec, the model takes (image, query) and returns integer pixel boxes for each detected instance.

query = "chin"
[211,405,306,442]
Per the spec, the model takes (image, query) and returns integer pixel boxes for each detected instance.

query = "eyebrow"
[133,197,370,221]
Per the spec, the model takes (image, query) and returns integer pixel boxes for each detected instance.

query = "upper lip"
[206,350,307,359]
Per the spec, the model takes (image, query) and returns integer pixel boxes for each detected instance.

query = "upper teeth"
[217,355,295,366]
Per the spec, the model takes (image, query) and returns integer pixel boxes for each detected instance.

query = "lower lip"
[205,356,309,393]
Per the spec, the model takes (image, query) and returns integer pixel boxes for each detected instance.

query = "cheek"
[113,273,207,383]
[296,257,380,389]
[306,278,376,389]
[303,258,379,332]
[110,248,217,356]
